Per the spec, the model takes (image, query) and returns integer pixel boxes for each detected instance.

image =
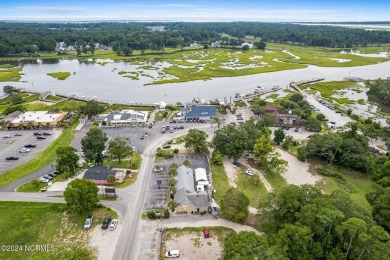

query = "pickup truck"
[84,215,93,230]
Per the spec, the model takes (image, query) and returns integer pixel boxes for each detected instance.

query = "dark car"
[14,133,23,136]
[37,136,46,140]
[6,156,19,160]
[140,134,144,140]
[25,144,37,148]
[43,132,52,136]
[34,132,42,136]
[232,161,241,167]
[149,123,153,128]
[163,145,171,149]
[48,172,57,178]
[101,216,112,229]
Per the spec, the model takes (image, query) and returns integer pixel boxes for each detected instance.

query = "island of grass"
[0,64,23,82]
[47,71,71,80]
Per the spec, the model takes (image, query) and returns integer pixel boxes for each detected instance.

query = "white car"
[165,250,180,258]
[78,161,84,167]
[19,148,30,153]
[40,177,49,183]
[245,170,254,176]
[109,219,118,231]
[2,135,11,138]
[84,215,93,230]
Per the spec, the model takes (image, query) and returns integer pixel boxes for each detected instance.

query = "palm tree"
[182,160,191,167]
[169,163,178,171]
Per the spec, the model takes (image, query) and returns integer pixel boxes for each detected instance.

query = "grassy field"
[155,111,168,121]
[103,152,142,170]
[236,170,267,208]
[0,202,116,259]
[0,65,23,82]
[210,163,230,205]
[0,129,74,188]
[300,80,360,98]
[47,71,71,80]
[48,100,85,112]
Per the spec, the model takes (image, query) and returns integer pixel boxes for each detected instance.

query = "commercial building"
[83,166,118,185]
[174,165,209,214]
[10,111,68,127]
[181,105,217,121]
[264,104,301,126]
[106,110,148,126]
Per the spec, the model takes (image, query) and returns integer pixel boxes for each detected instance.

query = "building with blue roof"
[184,105,217,121]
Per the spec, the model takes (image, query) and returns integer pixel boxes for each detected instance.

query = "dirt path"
[276,148,321,185]
[239,161,273,192]
[222,157,238,188]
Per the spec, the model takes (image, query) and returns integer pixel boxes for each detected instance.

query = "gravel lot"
[0,130,61,174]
[89,219,123,260]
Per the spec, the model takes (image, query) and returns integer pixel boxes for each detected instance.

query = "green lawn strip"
[263,172,288,191]
[24,102,49,111]
[103,152,142,170]
[155,111,167,121]
[45,95,64,102]
[47,72,71,80]
[0,66,23,82]
[0,201,117,259]
[0,129,74,188]
[210,163,230,205]
[48,100,86,112]
[236,169,267,208]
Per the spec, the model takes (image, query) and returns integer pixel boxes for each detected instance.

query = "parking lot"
[0,130,61,174]
[143,155,210,211]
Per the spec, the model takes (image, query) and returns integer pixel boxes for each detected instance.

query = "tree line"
[1,22,390,56]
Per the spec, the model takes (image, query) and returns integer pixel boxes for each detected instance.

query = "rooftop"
[11,111,66,124]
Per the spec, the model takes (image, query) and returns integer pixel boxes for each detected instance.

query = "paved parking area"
[0,130,61,174]
[143,155,210,211]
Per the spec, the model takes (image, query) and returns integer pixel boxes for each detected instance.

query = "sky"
[0,0,390,22]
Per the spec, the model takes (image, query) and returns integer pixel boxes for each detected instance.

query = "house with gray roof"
[185,105,217,121]
[174,165,209,214]
[106,110,148,126]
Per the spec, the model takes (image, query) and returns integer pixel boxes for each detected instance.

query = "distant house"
[106,110,148,126]
[155,101,167,110]
[174,165,209,214]
[83,166,117,185]
[264,104,301,126]
[190,42,199,48]
[211,41,221,47]
[244,35,255,40]
[184,105,217,121]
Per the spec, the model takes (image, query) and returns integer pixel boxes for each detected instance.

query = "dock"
[289,77,325,93]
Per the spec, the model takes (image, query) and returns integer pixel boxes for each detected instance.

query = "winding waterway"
[1,59,390,103]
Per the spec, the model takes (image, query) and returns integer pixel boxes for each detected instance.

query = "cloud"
[17,6,84,13]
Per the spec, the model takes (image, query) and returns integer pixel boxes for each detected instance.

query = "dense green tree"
[366,186,390,231]
[211,150,223,165]
[316,113,326,121]
[184,129,208,154]
[64,179,99,214]
[107,136,132,163]
[273,128,285,145]
[81,127,108,163]
[221,187,249,222]
[256,41,266,50]
[3,85,17,94]
[56,146,79,175]
[10,95,23,105]
[182,159,191,167]
[106,174,116,185]
[253,131,287,175]
[80,100,105,118]
[257,114,276,128]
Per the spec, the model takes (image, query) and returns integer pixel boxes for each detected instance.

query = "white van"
[165,250,180,258]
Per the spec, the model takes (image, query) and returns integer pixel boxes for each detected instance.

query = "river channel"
[1,59,390,104]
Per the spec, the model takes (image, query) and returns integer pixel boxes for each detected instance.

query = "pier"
[289,77,325,92]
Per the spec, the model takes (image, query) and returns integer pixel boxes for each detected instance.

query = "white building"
[195,167,209,191]
[11,111,67,127]
[106,110,148,126]
[241,42,254,49]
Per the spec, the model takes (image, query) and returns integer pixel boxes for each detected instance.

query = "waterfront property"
[174,165,209,214]
[181,105,217,121]
[10,111,68,127]
[106,110,149,126]
[264,104,301,126]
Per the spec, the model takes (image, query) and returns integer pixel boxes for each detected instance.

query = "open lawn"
[0,129,74,188]
[236,170,267,208]
[210,163,230,205]
[155,111,168,121]
[103,152,142,170]
[0,201,117,259]
[48,100,85,112]
[300,80,360,98]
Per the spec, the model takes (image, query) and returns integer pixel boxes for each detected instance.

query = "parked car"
[6,156,19,160]
[14,133,22,136]
[78,161,84,167]
[172,140,177,144]
[144,132,148,136]
[101,216,111,229]
[2,135,11,138]
[37,136,46,140]
[109,219,118,231]
[170,129,174,133]
[48,172,57,178]
[84,215,93,230]
[132,147,136,152]
[163,145,171,149]
[40,177,50,183]
[149,123,153,128]
[33,132,42,136]
[232,161,241,167]
[19,148,30,153]
[140,134,144,140]
[167,140,172,144]
[245,170,254,176]
[165,250,180,258]
[43,132,52,136]
[43,175,53,180]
